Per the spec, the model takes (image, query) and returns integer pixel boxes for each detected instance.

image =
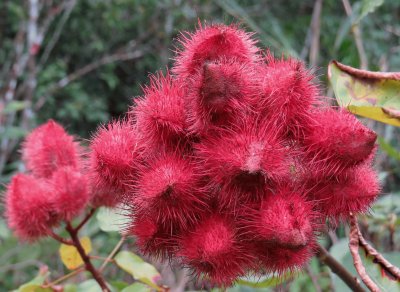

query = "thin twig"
[49,230,74,245]
[349,214,380,292]
[75,207,96,232]
[38,0,77,69]
[315,243,365,292]
[353,215,400,281]
[42,267,84,288]
[309,0,323,67]
[305,264,322,292]
[341,0,368,69]
[99,235,126,272]
[66,222,110,292]
[35,49,144,110]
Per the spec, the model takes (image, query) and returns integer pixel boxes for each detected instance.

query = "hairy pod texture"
[5,23,380,286]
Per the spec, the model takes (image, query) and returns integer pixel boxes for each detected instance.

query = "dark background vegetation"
[0,0,399,291]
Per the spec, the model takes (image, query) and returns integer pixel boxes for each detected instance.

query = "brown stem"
[351,213,400,282]
[75,208,96,232]
[316,244,365,292]
[349,214,380,291]
[49,230,74,245]
[66,223,110,292]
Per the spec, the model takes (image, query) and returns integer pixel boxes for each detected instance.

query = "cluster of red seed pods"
[90,24,379,285]
[5,23,380,286]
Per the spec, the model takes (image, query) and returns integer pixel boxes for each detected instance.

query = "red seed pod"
[134,152,208,231]
[302,108,377,177]
[186,60,257,135]
[173,23,260,78]
[310,163,380,221]
[256,53,320,133]
[51,166,89,221]
[257,242,316,274]
[89,120,139,195]
[5,174,59,241]
[178,214,255,286]
[244,188,318,248]
[22,120,81,178]
[196,117,289,208]
[131,72,188,153]
[129,210,178,259]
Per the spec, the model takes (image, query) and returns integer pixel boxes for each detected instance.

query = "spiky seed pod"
[257,242,317,275]
[302,108,377,177]
[256,53,320,134]
[244,188,318,249]
[89,120,138,196]
[5,174,59,241]
[51,167,89,221]
[310,163,380,221]
[196,117,289,208]
[173,23,259,78]
[134,152,208,231]
[186,60,257,135]
[178,215,255,286]
[131,72,188,153]
[129,210,178,259]
[22,120,81,178]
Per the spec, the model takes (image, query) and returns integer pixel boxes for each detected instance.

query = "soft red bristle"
[185,59,257,135]
[173,23,260,78]
[178,214,255,286]
[22,120,82,178]
[302,108,377,177]
[51,166,89,221]
[5,174,59,241]
[310,163,380,221]
[134,151,209,231]
[196,117,289,208]
[131,72,189,153]
[89,120,139,196]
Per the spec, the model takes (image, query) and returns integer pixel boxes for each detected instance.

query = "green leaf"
[328,60,400,127]
[114,251,161,290]
[76,280,102,292]
[18,268,50,292]
[378,137,400,161]
[356,0,384,24]
[3,126,28,139]
[3,101,28,113]
[121,283,151,292]
[96,206,129,233]
[236,272,292,288]
[0,218,11,239]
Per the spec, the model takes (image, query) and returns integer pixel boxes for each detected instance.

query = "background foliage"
[0,0,399,291]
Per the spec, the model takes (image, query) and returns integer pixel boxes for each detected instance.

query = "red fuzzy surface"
[256,53,320,134]
[173,23,260,78]
[22,120,81,178]
[134,152,208,230]
[51,167,89,221]
[5,174,59,241]
[129,210,178,259]
[311,163,380,220]
[302,108,377,177]
[90,120,138,196]
[246,189,317,249]
[178,215,255,286]
[196,118,289,208]
[185,60,257,135]
[132,72,189,152]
